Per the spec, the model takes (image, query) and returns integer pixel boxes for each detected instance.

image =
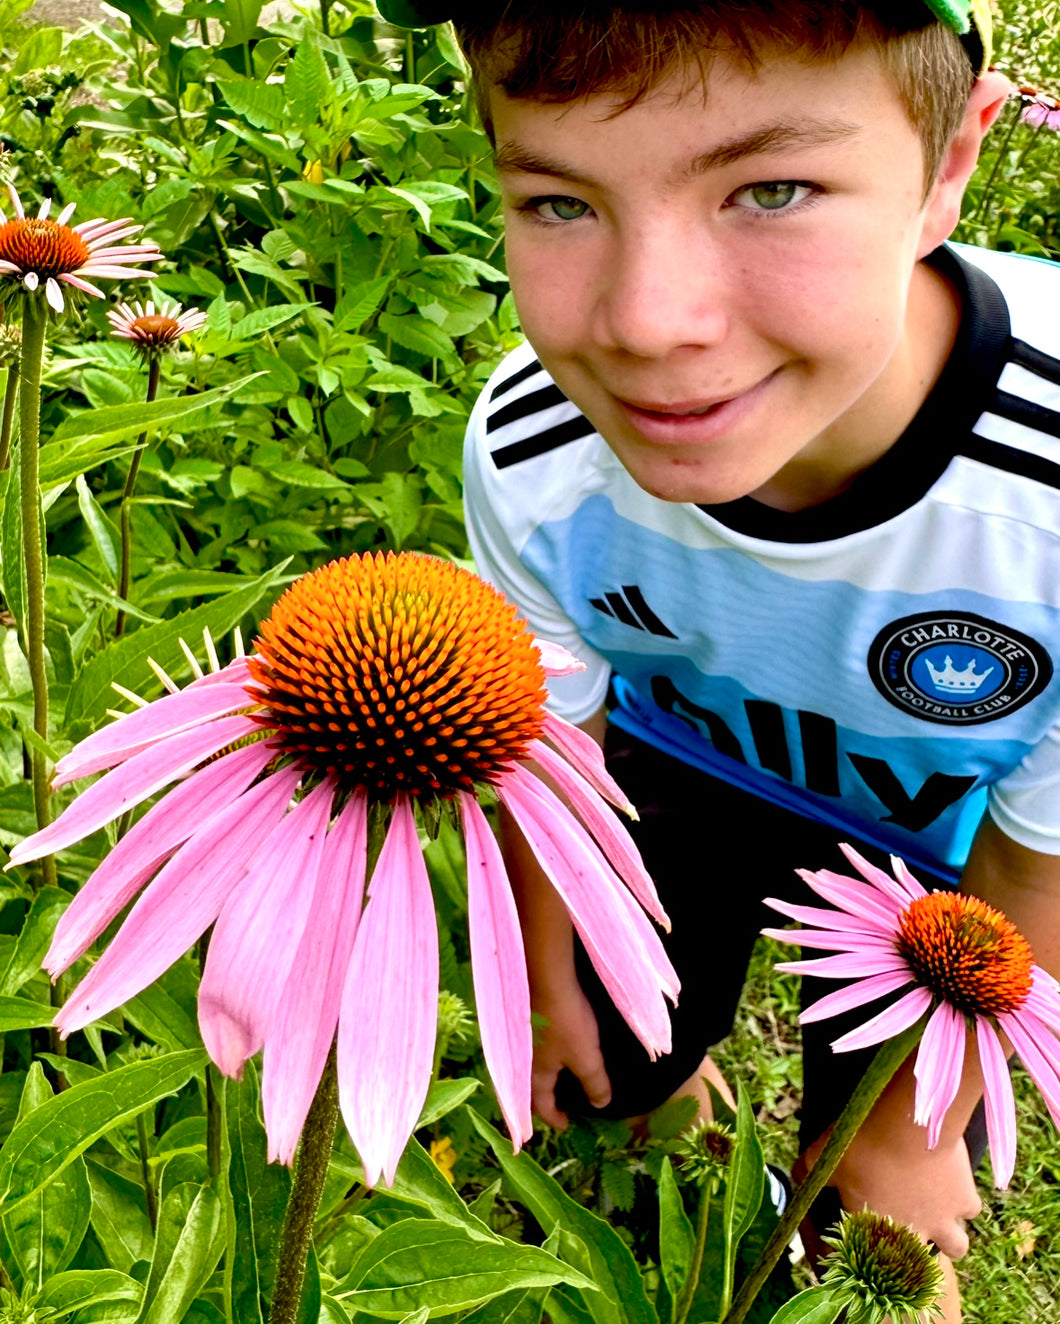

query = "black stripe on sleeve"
[989,391,1060,441]
[491,413,598,468]
[489,358,542,400]
[1011,338,1060,388]
[961,434,1060,489]
[487,383,569,433]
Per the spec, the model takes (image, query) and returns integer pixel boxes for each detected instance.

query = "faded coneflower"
[763,845,1060,1188]
[10,552,678,1186]
[107,299,206,355]
[0,185,161,313]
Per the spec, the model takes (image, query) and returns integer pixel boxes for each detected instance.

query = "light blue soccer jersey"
[464,246,1060,880]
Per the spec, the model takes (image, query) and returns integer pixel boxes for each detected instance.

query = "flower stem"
[673,1182,712,1324]
[136,1110,159,1230]
[721,1017,926,1324]
[0,361,19,471]
[269,1046,340,1324]
[115,356,160,637]
[19,295,55,891]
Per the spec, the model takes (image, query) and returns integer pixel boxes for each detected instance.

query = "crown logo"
[924,654,994,694]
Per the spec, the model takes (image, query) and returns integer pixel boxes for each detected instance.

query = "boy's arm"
[500,706,613,1128]
[823,816,1060,1258]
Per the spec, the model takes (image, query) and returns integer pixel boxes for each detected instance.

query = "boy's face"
[492,44,973,508]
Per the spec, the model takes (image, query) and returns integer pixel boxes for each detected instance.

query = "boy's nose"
[595,231,730,359]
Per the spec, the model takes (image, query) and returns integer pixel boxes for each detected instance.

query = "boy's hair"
[454,0,975,185]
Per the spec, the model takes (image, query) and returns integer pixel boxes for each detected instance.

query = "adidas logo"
[590,587,676,639]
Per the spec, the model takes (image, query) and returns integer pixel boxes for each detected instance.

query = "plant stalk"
[115,355,160,637]
[674,1180,713,1324]
[721,1017,927,1324]
[269,1046,340,1324]
[19,295,55,890]
[0,361,19,471]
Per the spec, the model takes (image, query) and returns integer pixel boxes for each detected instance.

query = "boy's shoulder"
[949,242,1060,358]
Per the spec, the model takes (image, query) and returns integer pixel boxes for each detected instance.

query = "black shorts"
[554,725,968,1152]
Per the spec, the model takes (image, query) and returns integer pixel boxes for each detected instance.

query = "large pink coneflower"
[762,845,1060,1189]
[0,185,161,313]
[1021,93,1060,131]
[10,552,678,1185]
[107,299,206,354]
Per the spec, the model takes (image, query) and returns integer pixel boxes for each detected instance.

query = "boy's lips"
[611,371,777,443]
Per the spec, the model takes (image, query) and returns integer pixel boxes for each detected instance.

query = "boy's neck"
[747,255,964,514]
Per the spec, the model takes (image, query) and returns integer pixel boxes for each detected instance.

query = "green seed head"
[820,1210,945,1323]
[676,1120,734,1188]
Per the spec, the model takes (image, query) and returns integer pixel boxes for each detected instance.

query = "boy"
[381,2,1060,1317]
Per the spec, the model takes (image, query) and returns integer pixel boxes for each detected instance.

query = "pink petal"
[998,1012,1060,1128]
[52,681,254,785]
[498,764,676,1059]
[55,765,301,1035]
[57,272,104,299]
[262,792,368,1165]
[914,1002,965,1147]
[829,986,933,1052]
[539,712,636,815]
[888,853,930,901]
[459,792,532,1149]
[763,896,892,933]
[10,713,258,865]
[338,799,438,1187]
[840,843,923,902]
[976,1017,1016,1189]
[45,741,274,975]
[775,950,910,979]
[536,641,585,676]
[797,869,904,928]
[761,927,898,954]
[798,969,914,1024]
[527,740,668,928]
[198,781,334,1078]
[45,278,64,313]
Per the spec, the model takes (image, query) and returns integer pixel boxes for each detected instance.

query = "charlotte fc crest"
[868,611,1053,725]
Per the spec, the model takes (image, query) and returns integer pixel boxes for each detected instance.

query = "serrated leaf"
[63,560,291,729]
[335,278,392,331]
[269,461,348,490]
[378,311,456,363]
[216,77,284,130]
[48,557,159,623]
[230,302,315,340]
[0,1049,205,1212]
[285,33,330,126]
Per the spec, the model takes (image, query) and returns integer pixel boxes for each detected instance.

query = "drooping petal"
[914,1001,966,1147]
[198,781,334,1078]
[45,277,64,312]
[459,791,532,1149]
[539,712,637,815]
[775,951,910,979]
[262,792,368,1165]
[998,1011,1060,1129]
[498,763,676,1059]
[829,986,933,1052]
[45,741,275,976]
[339,798,438,1186]
[536,641,585,676]
[976,1017,1016,1189]
[798,968,914,1024]
[52,680,255,785]
[55,765,301,1035]
[9,713,258,865]
[527,739,668,928]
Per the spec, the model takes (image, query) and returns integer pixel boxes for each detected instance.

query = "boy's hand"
[531,981,612,1129]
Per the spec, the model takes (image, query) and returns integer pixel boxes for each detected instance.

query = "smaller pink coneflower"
[107,299,206,354]
[763,845,1060,1189]
[1021,93,1060,131]
[0,185,161,313]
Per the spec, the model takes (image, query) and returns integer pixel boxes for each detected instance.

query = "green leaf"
[64,560,291,729]
[48,557,159,623]
[269,460,349,490]
[0,1049,205,1213]
[0,996,59,1032]
[657,1159,694,1311]
[0,885,69,996]
[466,1110,658,1324]
[85,1157,154,1274]
[462,1288,547,1324]
[135,1180,225,1324]
[338,1221,596,1317]
[134,568,264,605]
[123,960,201,1051]
[418,1078,480,1128]
[11,24,63,73]
[377,312,456,363]
[285,33,330,126]
[37,1269,144,1315]
[1,446,45,647]
[335,278,393,331]
[216,77,284,130]
[230,302,316,340]
[219,0,262,45]
[75,474,120,583]
[765,1287,845,1324]
[721,1084,765,1312]
[224,1067,291,1324]
[3,1068,91,1291]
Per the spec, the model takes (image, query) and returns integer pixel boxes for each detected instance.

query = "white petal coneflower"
[10,552,679,1186]
[0,185,161,313]
[107,299,206,355]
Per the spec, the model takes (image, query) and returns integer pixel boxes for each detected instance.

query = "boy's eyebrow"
[493,117,861,183]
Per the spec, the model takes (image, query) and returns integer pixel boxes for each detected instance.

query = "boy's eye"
[530,196,590,222]
[730,181,815,212]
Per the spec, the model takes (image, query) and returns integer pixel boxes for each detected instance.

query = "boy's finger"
[531,1068,570,1130]
[575,1060,613,1111]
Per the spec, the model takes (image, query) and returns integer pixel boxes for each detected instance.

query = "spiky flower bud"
[819,1210,945,1324]
[676,1120,733,1190]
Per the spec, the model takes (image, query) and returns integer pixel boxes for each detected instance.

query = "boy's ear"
[918,71,1012,256]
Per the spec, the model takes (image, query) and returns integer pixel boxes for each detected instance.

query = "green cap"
[375,0,992,64]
